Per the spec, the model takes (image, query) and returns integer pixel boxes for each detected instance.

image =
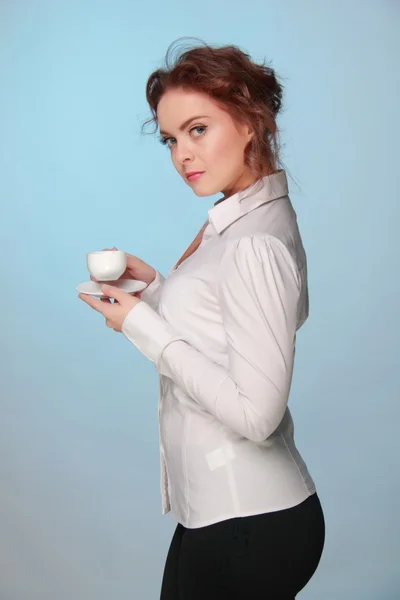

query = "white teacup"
[86,250,127,281]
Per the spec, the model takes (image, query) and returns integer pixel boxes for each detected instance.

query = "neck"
[220,166,274,201]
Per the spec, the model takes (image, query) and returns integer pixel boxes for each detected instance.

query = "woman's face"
[157,88,255,198]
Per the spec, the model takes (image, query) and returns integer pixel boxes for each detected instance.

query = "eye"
[190,125,207,137]
[160,136,176,148]
[160,137,175,148]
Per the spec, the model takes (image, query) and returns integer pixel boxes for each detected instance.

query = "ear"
[244,123,254,142]
[235,118,254,143]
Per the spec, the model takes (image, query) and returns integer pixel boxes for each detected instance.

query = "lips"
[186,171,205,182]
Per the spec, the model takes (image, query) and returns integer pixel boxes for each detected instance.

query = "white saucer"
[76,279,147,297]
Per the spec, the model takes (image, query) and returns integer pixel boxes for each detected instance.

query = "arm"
[122,235,301,442]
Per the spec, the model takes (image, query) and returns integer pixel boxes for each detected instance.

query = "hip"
[162,493,325,599]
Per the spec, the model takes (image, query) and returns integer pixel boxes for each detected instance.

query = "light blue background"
[1,1,399,598]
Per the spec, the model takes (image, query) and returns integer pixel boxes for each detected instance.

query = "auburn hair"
[143,40,284,177]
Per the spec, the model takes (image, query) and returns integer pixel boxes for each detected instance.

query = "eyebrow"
[159,115,210,137]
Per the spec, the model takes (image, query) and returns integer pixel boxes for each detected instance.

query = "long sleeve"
[138,270,165,311]
[122,235,301,442]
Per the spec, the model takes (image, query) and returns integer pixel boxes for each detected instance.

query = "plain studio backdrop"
[0,1,399,598]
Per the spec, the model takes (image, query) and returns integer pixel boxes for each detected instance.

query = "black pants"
[160,493,325,599]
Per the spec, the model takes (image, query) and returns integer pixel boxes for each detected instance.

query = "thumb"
[101,284,127,303]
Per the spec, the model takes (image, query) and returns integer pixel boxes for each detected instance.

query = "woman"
[79,42,325,599]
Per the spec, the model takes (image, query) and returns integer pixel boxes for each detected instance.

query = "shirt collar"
[207,170,289,234]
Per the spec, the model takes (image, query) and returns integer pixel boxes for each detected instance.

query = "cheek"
[207,128,246,168]
[171,149,182,173]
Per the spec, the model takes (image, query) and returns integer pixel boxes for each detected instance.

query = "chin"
[188,181,221,198]
[191,188,216,198]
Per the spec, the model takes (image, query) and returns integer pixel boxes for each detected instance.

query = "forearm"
[158,339,292,442]
[122,301,293,443]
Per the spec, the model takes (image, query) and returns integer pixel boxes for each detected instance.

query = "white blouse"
[122,170,316,528]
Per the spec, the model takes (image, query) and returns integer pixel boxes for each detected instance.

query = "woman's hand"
[78,284,140,332]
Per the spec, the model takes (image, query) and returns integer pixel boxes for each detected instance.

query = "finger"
[78,293,109,315]
[101,284,129,304]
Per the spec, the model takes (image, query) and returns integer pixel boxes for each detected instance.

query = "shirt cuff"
[121,301,183,363]
[139,270,164,306]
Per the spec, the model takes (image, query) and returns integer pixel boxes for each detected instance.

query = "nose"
[174,139,194,165]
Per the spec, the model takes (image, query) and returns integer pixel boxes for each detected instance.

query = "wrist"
[144,269,157,286]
